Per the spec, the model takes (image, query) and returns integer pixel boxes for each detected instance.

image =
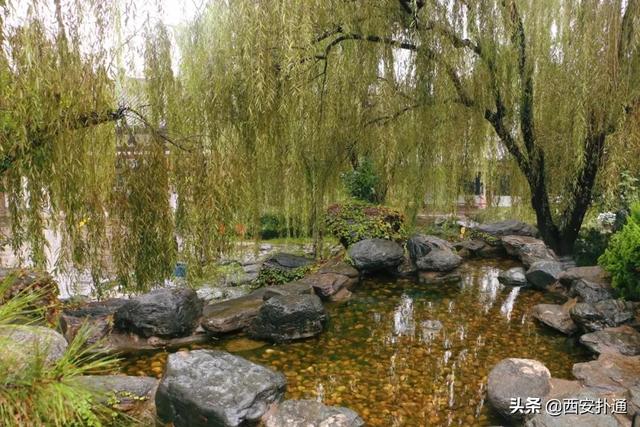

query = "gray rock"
[570,279,614,303]
[452,239,487,258]
[407,234,452,263]
[114,288,203,338]
[299,272,351,300]
[201,290,267,335]
[63,298,127,317]
[499,267,527,286]
[526,261,564,289]
[487,358,551,421]
[415,248,463,272]
[263,281,314,300]
[559,266,610,287]
[532,303,578,335]
[572,352,640,394]
[0,325,67,366]
[60,313,111,344]
[501,235,557,267]
[476,220,538,237]
[262,253,314,271]
[347,239,404,272]
[248,294,327,343]
[525,389,621,427]
[74,374,157,403]
[156,350,286,427]
[570,299,636,332]
[580,325,640,356]
[263,400,365,427]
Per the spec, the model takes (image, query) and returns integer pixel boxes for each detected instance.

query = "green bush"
[574,227,611,267]
[326,202,406,247]
[341,158,382,203]
[599,202,640,300]
[257,213,303,240]
[255,264,311,287]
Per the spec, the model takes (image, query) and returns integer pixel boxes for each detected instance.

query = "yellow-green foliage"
[599,203,640,300]
[326,202,406,247]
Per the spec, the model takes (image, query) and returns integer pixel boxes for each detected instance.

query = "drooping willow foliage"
[1,0,639,292]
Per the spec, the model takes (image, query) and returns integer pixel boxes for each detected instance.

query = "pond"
[122,259,591,426]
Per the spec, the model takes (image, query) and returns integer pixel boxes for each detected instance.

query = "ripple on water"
[123,259,591,426]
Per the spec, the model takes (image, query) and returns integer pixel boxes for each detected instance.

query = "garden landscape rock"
[248,293,327,342]
[114,288,203,338]
[201,290,268,335]
[347,238,404,272]
[525,260,564,289]
[0,325,67,367]
[156,350,286,427]
[570,299,637,331]
[569,279,614,303]
[407,234,452,262]
[501,235,557,267]
[263,400,365,427]
[532,303,578,335]
[579,325,640,356]
[498,267,527,286]
[487,358,551,421]
[408,234,462,272]
[475,220,538,237]
[261,253,314,273]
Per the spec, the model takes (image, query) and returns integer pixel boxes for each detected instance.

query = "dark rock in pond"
[501,235,557,267]
[476,220,538,237]
[264,400,365,427]
[415,248,463,272]
[248,294,327,343]
[570,299,637,332]
[394,256,418,277]
[0,325,67,367]
[60,313,111,344]
[498,267,527,287]
[572,352,640,394]
[299,272,351,300]
[114,288,203,338]
[532,303,578,335]
[347,238,404,272]
[418,271,462,285]
[475,243,508,258]
[487,358,551,421]
[569,278,614,303]
[201,290,267,335]
[156,350,286,427]
[318,259,359,280]
[407,234,452,263]
[559,266,610,288]
[526,260,564,289]
[525,389,623,427]
[580,325,640,356]
[263,281,314,300]
[452,239,485,258]
[262,252,314,272]
[63,298,127,317]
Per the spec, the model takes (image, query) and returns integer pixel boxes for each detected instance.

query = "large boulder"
[570,299,636,332]
[476,220,538,237]
[347,239,404,272]
[525,261,564,290]
[406,234,452,263]
[114,288,203,338]
[0,325,67,367]
[248,294,327,343]
[501,235,557,267]
[572,352,640,394]
[201,290,267,335]
[498,267,527,286]
[579,325,640,356]
[263,400,365,427]
[487,358,552,421]
[415,249,463,272]
[569,279,614,303]
[532,303,578,335]
[156,350,286,427]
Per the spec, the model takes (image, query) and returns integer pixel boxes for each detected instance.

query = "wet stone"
[0,325,68,367]
[347,239,404,272]
[579,325,640,356]
[498,267,527,287]
[201,290,267,335]
[475,220,538,237]
[156,350,286,427]
[415,248,462,272]
[263,400,365,427]
[501,235,557,267]
[526,261,564,290]
[569,279,614,304]
[532,303,578,335]
[570,299,636,332]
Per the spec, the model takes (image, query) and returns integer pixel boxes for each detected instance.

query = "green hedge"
[326,202,406,247]
[599,202,640,300]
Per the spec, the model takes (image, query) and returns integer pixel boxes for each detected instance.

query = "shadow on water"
[123,259,592,426]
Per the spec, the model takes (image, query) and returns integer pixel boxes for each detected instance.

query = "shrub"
[257,213,303,240]
[599,202,640,300]
[255,264,311,287]
[0,276,134,426]
[326,202,406,247]
[574,227,611,267]
[340,158,382,203]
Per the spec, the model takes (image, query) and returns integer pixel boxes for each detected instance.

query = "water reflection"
[123,259,591,427]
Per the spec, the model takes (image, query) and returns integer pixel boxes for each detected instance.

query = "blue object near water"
[174,262,187,278]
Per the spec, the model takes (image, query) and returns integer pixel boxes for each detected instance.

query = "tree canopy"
[1,0,639,292]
